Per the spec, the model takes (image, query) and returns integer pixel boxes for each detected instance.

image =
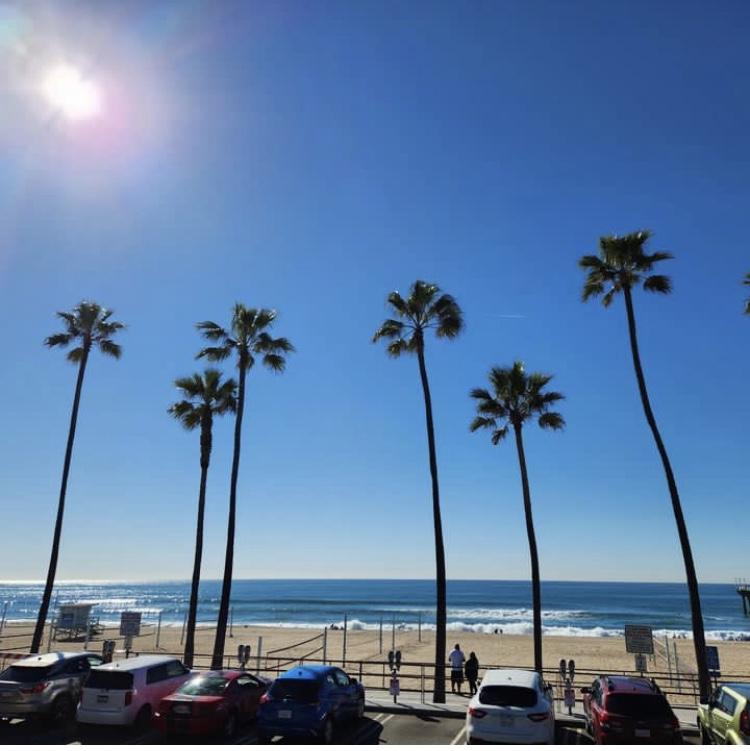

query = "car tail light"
[468,707,486,718]
[740,708,750,736]
[124,691,133,706]
[21,681,50,694]
[259,693,272,705]
[527,711,549,722]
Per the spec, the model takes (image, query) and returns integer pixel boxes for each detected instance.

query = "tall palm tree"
[31,302,124,654]
[743,272,750,315]
[197,304,294,669]
[579,230,710,702]
[168,369,237,668]
[373,280,463,703]
[469,362,564,673]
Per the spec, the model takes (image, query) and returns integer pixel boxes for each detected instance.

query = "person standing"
[448,643,466,694]
[465,651,479,696]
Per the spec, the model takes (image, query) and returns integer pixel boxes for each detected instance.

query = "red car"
[154,669,271,738]
[582,675,681,744]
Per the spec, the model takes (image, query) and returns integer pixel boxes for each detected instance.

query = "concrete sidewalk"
[364,691,699,736]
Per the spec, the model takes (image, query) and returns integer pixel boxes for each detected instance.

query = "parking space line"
[450,724,467,745]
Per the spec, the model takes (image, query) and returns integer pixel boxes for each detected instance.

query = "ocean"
[0,580,748,641]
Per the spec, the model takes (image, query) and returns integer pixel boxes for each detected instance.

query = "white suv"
[77,655,192,728]
[466,668,555,744]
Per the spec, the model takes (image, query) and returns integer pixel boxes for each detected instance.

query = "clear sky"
[1,0,748,584]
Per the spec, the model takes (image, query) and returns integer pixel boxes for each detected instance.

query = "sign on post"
[624,624,654,655]
[706,646,720,676]
[120,611,142,637]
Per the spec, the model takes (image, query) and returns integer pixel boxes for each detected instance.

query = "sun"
[43,65,101,121]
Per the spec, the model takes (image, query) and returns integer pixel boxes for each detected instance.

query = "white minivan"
[77,655,192,728]
[466,668,555,744]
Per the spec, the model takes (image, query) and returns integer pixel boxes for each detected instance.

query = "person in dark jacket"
[465,651,480,696]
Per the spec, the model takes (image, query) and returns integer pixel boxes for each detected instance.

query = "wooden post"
[418,612,422,642]
[229,606,234,638]
[0,601,8,636]
[379,617,383,654]
[256,636,263,672]
[180,611,187,645]
[342,615,348,666]
[392,613,396,653]
[323,627,328,665]
[155,611,162,649]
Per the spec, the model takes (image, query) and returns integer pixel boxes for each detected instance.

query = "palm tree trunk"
[512,424,543,674]
[31,347,90,653]
[211,365,246,669]
[622,285,710,702]
[184,414,212,668]
[416,343,447,704]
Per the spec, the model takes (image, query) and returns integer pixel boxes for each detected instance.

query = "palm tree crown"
[45,301,124,360]
[372,280,463,354]
[579,230,673,307]
[469,362,565,440]
[197,304,294,371]
[168,370,237,430]
[744,272,750,315]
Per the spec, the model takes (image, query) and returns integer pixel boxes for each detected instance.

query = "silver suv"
[0,651,103,723]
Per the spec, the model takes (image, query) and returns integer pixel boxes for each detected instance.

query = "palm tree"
[31,302,124,654]
[373,280,463,703]
[168,369,237,668]
[743,272,750,315]
[469,362,564,673]
[197,304,294,669]
[579,230,710,702]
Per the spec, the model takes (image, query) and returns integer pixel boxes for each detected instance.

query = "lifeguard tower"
[52,602,102,641]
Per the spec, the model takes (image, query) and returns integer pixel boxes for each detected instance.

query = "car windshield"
[479,685,538,708]
[179,676,229,696]
[269,679,320,703]
[606,693,672,718]
[0,665,53,683]
[85,670,134,690]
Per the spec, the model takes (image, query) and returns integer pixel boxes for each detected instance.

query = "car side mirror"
[349,677,357,685]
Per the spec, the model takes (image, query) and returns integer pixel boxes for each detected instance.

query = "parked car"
[582,675,680,744]
[465,668,555,745]
[77,655,192,729]
[256,664,365,743]
[0,651,103,724]
[697,682,750,745]
[154,669,271,738]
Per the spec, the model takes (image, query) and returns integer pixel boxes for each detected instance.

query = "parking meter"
[395,650,402,670]
[388,650,395,670]
[567,659,575,682]
[237,644,251,667]
[559,659,566,680]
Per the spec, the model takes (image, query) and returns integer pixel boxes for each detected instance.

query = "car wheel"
[134,705,152,733]
[49,695,73,725]
[355,697,365,720]
[319,716,334,744]
[223,711,238,738]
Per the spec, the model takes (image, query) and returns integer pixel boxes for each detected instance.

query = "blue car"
[256,664,365,743]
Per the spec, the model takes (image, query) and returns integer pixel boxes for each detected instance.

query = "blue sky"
[0,0,748,584]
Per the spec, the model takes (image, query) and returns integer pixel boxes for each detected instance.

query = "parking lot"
[0,711,703,745]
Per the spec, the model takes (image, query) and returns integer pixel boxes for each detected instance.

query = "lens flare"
[43,64,101,120]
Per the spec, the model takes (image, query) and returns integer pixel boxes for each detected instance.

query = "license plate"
[97,695,108,704]
[635,729,650,738]
[500,716,514,727]
[173,705,190,715]
[278,709,292,719]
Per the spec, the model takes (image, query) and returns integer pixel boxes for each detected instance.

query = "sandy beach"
[2,621,749,689]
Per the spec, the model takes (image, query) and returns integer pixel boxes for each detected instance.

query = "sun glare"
[43,65,101,121]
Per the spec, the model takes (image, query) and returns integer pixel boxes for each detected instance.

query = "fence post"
[673,641,680,689]
[180,611,188,646]
[47,616,53,651]
[155,611,162,649]
[256,636,263,672]
[229,606,234,638]
[323,628,328,664]
[421,664,425,704]
[359,661,363,683]
[418,612,422,643]
[379,617,383,654]
[0,601,8,636]
[665,635,672,680]
[84,619,91,650]
[342,615,348,667]
[392,614,396,653]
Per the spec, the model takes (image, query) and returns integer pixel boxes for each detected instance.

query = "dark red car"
[154,669,271,738]
[582,675,681,744]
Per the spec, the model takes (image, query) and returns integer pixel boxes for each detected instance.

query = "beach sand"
[2,621,749,689]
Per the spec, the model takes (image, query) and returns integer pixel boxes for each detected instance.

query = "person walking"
[448,643,466,694]
[465,651,479,696]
